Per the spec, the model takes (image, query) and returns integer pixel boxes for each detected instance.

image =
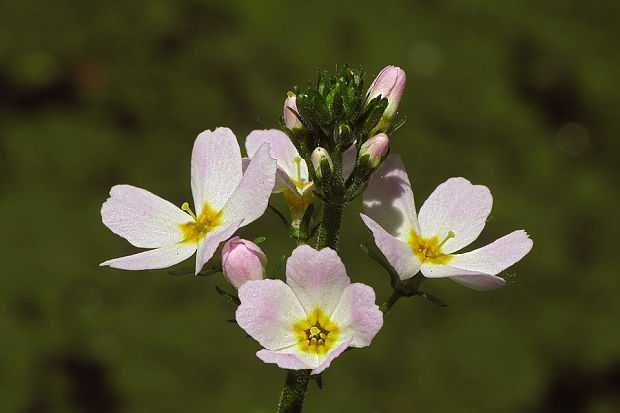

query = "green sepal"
[297,203,314,241]
[169,266,220,277]
[415,291,448,307]
[215,286,241,306]
[337,123,353,147]
[268,204,289,227]
[295,93,319,133]
[389,115,407,134]
[312,374,323,389]
[325,79,344,120]
[309,223,320,239]
[317,70,332,96]
[360,242,400,290]
[273,254,287,279]
[301,90,331,128]
[319,157,332,181]
[168,266,195,276]
[252,236,266,244]
[359,97,388,139]
[285,106,305,127]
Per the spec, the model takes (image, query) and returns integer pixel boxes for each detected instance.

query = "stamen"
[294,156,302,183]
[435,231,455,251]
[309,326,320,337]
[181,202,198,221]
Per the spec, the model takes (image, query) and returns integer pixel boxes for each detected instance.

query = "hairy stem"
[277,200,345,412]
[277,370,311,413]
[315,202,344,251]
[380,290,404,315]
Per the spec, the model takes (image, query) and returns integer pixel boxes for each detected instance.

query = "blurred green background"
[1,0,618,412]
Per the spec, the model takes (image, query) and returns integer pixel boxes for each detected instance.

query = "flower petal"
[243,159,296,195]
[195,220,243,274]
[191,127,243,213]
[275,166,298,193]
[245,129,301,178]
[417,177,492,254]
[100,243,197,270]
[285,245,350,316]
[419,230,533,290]
[450,274,507,291]
[256,348,314,371]
[330,284,383,348]
[362,154,419,239]
[237,279,306,350]
[220,143,277,227]
[341,142,357,182]
[311,338,353,375]
[361,214,422,281]
[256,337,353,374]
[101,185,188,248]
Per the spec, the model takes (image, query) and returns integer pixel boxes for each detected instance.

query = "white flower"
[236,245,383,374]
[245,130,356,225]
[361,154,533,291]
[101,127,277,274]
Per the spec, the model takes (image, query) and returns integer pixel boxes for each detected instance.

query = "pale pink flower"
[236,245,383,374]
[366,65,406,133]
[361,154,533,291]
[245,130,356,225]
[310,147,332,178]
[100,127,277,274]
[222,237,267,289]
[283,91,302,131]
[359,133,389,168]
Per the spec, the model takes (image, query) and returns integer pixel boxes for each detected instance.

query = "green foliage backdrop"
[1,0,618,411]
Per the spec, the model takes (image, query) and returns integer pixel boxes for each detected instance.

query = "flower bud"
[311,147,332,179]
[221,237,266,289]
[366,66,406,132]
[359,133,389,168]
[283,91,303,131]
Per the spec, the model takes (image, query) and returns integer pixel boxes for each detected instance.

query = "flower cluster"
[100,65,532,394]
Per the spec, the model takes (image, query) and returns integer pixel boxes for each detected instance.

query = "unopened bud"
[359,133,389,168]
[221,237,266,289]
[366,66,406,133]
[311,147,332,179]
[283,91,303,131]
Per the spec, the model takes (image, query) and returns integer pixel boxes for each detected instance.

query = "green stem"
[380,290,403,315]
[315,202,344,250]
[277,370,311,413]
[276,199,345,412]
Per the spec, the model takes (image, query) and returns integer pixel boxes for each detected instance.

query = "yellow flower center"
[282,187,314,220]
[408,229,455,265]
[282,156,314,222]
[178,202,222,244]
[293,308,339,355]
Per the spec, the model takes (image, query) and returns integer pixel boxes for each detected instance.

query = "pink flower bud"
[366,66,406,130]
[310,147,332,178]
[359,133,389,168]
[283,91,303,131]
[221,237,267,289]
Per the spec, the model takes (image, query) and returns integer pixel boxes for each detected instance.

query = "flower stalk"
[276,199,344,412]
[277,370,310,413]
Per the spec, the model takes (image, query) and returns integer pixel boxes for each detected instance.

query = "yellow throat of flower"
[293,308,339,355]
[408,229,455,265]
[282,156,314,221]
[178,202,222,244]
